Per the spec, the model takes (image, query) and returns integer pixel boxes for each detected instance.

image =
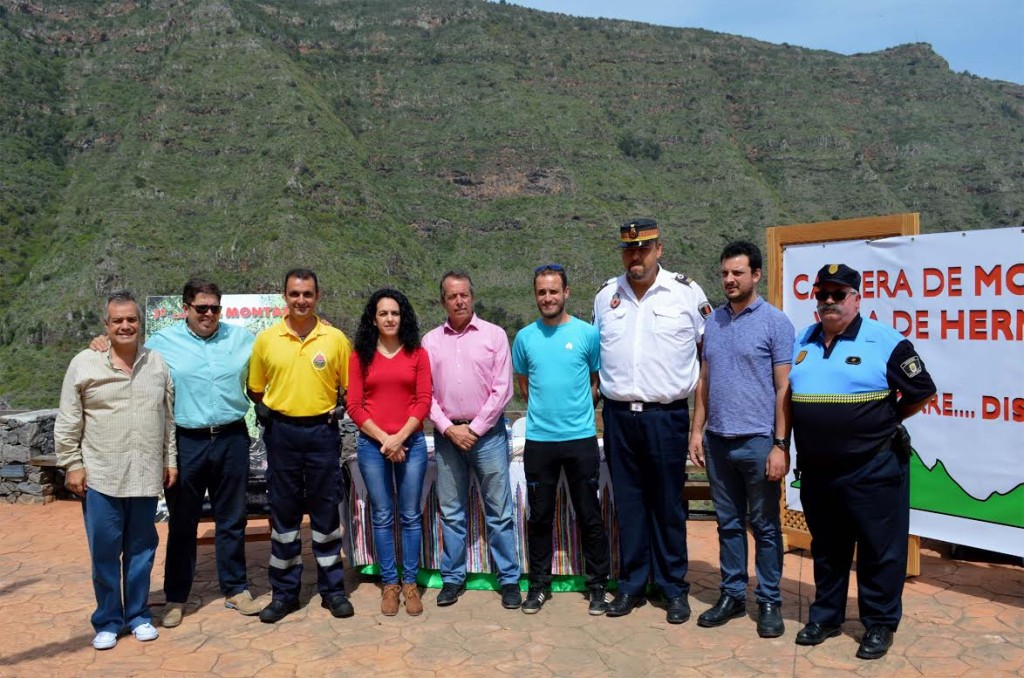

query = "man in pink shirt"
[422,271,521,609]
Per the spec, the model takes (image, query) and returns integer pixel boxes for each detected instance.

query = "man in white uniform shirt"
[592,219,711,623]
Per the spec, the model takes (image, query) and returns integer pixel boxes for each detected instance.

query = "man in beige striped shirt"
[54,291,178,651]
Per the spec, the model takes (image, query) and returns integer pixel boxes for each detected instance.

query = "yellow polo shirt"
[248,316,352,417]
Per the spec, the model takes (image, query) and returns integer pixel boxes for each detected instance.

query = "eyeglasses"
[534,263,565,273]
[189,304,222,315]
[814,289,854,303]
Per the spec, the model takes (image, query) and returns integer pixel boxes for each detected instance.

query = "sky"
[500,0,1024,84]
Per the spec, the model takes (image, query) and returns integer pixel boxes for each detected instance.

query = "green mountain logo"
[909,451,1024,529]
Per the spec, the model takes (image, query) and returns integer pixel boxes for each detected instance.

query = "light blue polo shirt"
[146,321,255,428]
[512,316,600,442]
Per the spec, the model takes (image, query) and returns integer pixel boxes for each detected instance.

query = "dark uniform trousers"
[603,399,690,598]
[800,448,910,629]
[165,420,250,602]
[265,419,345,604]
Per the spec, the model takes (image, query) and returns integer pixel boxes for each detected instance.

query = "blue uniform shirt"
[146,321,255,428]
[789,315,935,470]
[512,316,600,442]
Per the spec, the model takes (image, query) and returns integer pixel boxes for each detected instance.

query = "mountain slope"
[0,0,1021,407]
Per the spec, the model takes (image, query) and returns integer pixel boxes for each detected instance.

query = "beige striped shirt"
[54,346,177,497]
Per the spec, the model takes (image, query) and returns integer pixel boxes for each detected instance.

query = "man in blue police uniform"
[789,263,936,660]
[689,241,795,638]
[593,219,711,623]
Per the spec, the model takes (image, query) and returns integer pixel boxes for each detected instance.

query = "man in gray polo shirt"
[688,241,795,638]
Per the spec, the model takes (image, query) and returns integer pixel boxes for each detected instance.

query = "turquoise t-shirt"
[512,316,600,442]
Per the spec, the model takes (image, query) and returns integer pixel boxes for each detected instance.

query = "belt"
[270,410,333,427]
[604,398,688,413]
[450,419,473,426]
[177,418,247,437]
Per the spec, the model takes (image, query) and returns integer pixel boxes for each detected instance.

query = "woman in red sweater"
[347,288,432,617]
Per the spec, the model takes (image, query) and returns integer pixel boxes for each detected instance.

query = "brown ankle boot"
[381,584,401,616]
[402,583,423,616]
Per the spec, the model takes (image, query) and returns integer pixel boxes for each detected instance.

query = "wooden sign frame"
[765,212,922,575]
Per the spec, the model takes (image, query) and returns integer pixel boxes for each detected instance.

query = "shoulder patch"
[674,273,692,286]
[698,301,712,319]
[900,355,924,378]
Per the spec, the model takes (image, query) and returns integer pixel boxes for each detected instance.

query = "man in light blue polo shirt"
[94,278,261,626]
[688,241,795,638]
[512,264,610,616]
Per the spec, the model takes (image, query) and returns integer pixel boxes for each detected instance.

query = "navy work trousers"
[800,448,910,630]
[264,419,345,604]
[602,400,690,598]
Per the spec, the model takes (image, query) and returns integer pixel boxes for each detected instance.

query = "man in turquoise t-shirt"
[512,265,610,616]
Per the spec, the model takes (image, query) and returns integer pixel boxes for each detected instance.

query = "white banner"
[782,228,1024,557]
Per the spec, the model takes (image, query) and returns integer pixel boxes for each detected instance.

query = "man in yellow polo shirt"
[247,268,354,623]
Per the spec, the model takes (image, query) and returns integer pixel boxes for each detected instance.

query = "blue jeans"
[165,422,250,602]
[705,433,783,604]
[434,423,520,586]
[82,489,158,634]
[356,432,428,584]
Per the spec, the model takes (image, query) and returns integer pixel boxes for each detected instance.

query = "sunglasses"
[189,304,222,315]
[534,263,565,273]
[814,289,854,303]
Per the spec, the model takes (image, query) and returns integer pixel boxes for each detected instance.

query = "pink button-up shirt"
[422,314,513,437]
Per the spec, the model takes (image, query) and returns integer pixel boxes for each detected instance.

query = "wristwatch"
[772,437,790,451]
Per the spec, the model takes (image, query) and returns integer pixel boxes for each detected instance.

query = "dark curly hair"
[354,288,421,375]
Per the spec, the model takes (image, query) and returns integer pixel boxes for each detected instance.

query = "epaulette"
[597,277,616,293]
[674,273,692,286]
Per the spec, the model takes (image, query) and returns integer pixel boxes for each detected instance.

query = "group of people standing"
[54,218,934,662]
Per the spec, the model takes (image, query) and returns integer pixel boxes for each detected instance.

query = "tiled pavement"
[0,501,1021,677]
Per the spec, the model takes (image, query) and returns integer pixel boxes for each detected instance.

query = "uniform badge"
[846,356,862,365]
[312,351,327,370]
[698,301,712,319]
[828,264,839,274]
[901,355,923,377]
[565,342,573,350]
[628,223,638,239]
[795,350,807,365]
[610,292,620,309]
[674,273,692,286]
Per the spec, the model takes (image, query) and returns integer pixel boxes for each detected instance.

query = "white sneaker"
[92,631,118,650]
[132,623,159,642]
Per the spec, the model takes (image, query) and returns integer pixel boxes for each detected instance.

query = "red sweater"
[347,347,432,435]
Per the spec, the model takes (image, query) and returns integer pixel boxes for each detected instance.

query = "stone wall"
[0,410,60,504]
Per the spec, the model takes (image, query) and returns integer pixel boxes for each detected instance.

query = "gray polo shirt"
[701,296,795,437]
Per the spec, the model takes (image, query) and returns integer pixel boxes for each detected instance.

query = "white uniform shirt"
[593,266,708,403]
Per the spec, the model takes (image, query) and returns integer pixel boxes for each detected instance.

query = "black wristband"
[772,437,790,450]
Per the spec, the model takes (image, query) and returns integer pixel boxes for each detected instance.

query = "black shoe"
[259,599,299,624]
[436,582,465,607]
[665,595,691,624]
[321,593,354,619]
[606,592,646,617]
[856,625,894,660]
[697,594,746,628]
[795,622,842,646]
[500,584,522,609]
[588,587,609,616]
[521,589,550,614]
[757,602,785,638]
